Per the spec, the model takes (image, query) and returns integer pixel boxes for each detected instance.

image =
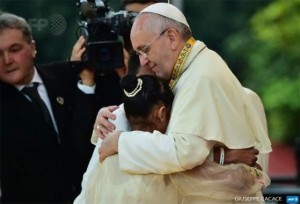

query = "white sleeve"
[118,131,215,174]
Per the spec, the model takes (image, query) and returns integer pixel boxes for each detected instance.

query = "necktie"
[22,83,55,132]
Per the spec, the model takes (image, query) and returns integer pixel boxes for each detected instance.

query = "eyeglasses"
[135,28,169,58]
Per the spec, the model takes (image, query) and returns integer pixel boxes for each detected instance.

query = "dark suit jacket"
[0,62,98,203]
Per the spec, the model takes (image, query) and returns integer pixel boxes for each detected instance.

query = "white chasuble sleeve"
[243,88,271,172]
[118,131,183,174]
[118,131,215,173]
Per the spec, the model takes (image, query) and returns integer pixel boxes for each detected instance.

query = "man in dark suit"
[0,12,98,203]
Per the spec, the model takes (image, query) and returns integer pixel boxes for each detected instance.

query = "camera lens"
[99,47,112,62]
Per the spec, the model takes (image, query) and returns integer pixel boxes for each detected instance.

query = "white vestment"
[119,41,271,174]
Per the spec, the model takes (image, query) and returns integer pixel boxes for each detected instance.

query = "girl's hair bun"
[120,74,139,93]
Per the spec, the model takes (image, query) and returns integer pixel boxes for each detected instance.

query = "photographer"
[71,0,168,94]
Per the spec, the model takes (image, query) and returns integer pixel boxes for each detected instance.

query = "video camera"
[76,0,138,73]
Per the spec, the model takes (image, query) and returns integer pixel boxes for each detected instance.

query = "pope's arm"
[119,131,215,174]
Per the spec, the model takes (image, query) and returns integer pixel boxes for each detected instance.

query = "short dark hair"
[120,74,174,121]
[0,12,33,43]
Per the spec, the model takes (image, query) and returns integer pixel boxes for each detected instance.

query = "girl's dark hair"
[120,74,174,119]
[127,51,141,75]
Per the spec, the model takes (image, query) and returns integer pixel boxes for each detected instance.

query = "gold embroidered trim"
[169,37,196,90]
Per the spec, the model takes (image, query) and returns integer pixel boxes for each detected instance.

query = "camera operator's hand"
[71,36,86,61]
[71,36,95,86]
[94,106,119,139]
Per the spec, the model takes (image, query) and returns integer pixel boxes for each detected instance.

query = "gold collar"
[169,37,196,90]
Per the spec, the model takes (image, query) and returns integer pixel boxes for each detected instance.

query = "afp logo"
[28,14,67,36]
[287,196,299,204]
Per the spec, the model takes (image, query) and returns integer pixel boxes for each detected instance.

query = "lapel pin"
[56,97,64,105]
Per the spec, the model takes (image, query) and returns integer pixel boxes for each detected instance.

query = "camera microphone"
[80,2,97,19]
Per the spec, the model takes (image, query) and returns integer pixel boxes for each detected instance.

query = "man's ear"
[166,28,180,50]
[31,40,37,58]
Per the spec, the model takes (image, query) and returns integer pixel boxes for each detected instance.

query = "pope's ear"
[166,28,180,50]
